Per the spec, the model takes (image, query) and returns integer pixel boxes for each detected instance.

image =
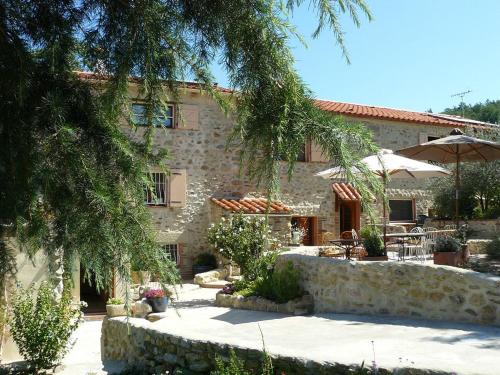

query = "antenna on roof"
[451,90,472,117]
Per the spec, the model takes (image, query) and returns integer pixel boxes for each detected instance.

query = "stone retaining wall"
[427,218,500,239]
[101,317,446,374]
[214,293,314,315]
[276,248,500,326]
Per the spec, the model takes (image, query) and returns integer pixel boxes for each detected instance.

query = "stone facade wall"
[276,248,500,326]
[121,89,463,278]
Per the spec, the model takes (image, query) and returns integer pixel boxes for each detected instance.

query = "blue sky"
[211,1,500,113]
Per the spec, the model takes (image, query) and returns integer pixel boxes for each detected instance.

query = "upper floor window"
[132,103,174,128]
[145,172,167,205]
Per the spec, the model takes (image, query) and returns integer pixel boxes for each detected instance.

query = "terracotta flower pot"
[433,252,460,266]
[106,304,126,317]
[361,256,389,261]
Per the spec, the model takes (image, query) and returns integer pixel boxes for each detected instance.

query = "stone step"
[199,280,231,289]
[227,275,243,282]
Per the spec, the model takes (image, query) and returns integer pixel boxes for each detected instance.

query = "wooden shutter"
[419,132,428,145]
[177,104,199,130]
[169,169,187,207]
[309,141,329,163]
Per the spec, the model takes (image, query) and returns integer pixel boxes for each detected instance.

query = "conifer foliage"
[0,0,379,289]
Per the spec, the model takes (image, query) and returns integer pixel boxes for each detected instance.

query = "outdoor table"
[382,232,427,261]
[328,238,359,260]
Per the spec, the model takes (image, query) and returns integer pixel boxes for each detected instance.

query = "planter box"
[106,304,126,317]
[433,252,461,266]
[215,292,314,315]
[361,256,389,261]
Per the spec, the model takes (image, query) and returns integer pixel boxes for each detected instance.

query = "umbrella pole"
[455,149,460,229]
[383,175,387,255]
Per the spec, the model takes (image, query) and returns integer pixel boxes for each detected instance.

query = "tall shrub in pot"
[360,226,387,261]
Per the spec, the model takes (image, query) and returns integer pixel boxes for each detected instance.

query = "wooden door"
[339,201,361,234]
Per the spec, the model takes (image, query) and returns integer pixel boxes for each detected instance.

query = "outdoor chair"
[350,229,368,260]
[405,235,428,262]
[321,231,336,245]
[407,226,424,245]
[444,224,457,230]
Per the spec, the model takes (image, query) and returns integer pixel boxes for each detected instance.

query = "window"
[132,103,174,128]
[145,172,167,205]
[162,244,179,265]
[389,199,415,222]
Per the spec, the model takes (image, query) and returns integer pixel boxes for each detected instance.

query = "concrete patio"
[105,283,500,375]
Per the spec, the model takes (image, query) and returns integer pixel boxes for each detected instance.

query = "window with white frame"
[145,172,167,205]
[162,244,179,265]
[132,103,174,128]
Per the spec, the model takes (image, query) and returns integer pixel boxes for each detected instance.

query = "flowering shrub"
[207,213,280,279]
[144,288,169,298]
[220,284,236,295]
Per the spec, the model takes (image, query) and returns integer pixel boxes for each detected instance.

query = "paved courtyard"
[5,283,499,374]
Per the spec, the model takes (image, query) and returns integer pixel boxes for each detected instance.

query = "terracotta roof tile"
[76,71,233,94]
[211,197,291,214]
[314,99,491,129]
[332,183,361,201]
[77,71,492,129]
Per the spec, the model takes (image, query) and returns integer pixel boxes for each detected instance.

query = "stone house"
[3,73,495,313]
[99,74,492,282]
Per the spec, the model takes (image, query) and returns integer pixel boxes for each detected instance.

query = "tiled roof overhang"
[332,183,361,201]
[210,197,291,214]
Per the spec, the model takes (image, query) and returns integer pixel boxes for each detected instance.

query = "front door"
[339,201,361,234]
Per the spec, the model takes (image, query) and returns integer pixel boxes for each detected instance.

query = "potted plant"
[360,227,388,261]
[434,236,461,266]
[144,288,171,313]
[455,224,470,264]
[106,297,126,317]
[192,252,217,276]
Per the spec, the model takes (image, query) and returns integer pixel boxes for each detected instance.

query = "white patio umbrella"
[316,149,451,251]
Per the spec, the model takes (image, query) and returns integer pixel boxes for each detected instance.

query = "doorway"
[79,266,110,314]
[291,216,318,246]
[339,201,361,234]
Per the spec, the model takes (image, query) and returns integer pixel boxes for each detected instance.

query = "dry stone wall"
[276,248,500,326]
[101,317,448,374]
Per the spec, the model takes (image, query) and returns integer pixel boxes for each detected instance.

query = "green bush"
[212,347,273,375]
[107,297,124,305]
[269,261,301,303]
[208,213,280,280]
[486,237,500,260]
[360,226,384,257]
[10,282,85,371]
[435,236,460,253]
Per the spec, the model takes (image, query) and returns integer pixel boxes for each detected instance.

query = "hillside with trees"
[443,100,500,124]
